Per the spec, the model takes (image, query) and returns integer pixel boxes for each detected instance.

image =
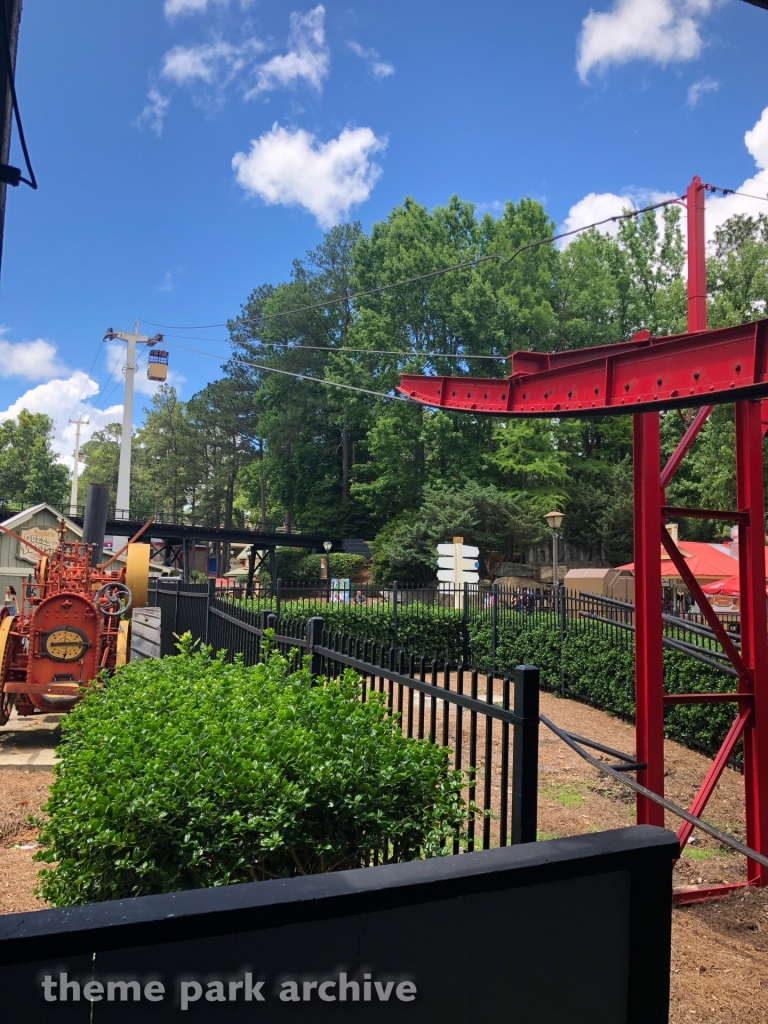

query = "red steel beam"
[677,706,752,849]
[735,400,768,885]
[633,413,665,827]
[659,406,713,491]
[659,526,749,680]
[687,175,708,333]
[673,882,753,906]
[398,318,768,415]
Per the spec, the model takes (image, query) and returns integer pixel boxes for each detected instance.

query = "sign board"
[330,578,350,604]
[130,607,162,662]
[435,538,480,603]
[437,542,479,558]
[437,569,481,583]
[0,826,678,1023]
[18,525,60,564]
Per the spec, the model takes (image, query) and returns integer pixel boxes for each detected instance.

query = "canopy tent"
[700,575,768,597]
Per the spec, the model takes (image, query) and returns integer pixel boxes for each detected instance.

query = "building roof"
[1,502,82,536]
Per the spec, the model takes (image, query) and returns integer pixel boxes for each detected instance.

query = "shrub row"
[468,616,739,757]
[36,637,470,906]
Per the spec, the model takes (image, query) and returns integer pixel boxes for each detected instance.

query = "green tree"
[0,410,69,506]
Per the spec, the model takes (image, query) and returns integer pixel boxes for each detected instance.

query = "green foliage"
[76,201,768,572]
[258,550,367,584]
[370,482,547,582]
[467,616,739,755]
[36,638,470,906]
[0,410,69,507]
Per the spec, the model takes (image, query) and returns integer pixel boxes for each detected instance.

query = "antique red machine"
[0,523,130,723]
[0,487,150,725]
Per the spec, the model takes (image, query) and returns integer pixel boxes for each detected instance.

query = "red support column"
[686,175,707,333]
[633,411,665,826]
[734,400,768,885]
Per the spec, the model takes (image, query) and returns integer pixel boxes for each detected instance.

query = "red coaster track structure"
[398,176,768,899]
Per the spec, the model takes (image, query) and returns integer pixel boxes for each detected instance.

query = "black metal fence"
[205,578,738,678]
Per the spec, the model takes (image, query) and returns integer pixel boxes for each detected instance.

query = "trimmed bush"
[35,637,469,906]
[468,616,739,756]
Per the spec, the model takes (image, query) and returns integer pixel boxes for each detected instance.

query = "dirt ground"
[1,692,767,1020]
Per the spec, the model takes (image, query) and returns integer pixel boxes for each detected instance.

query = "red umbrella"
[700,575,768,597]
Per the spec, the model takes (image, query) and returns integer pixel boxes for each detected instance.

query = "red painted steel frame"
[633,413,665,827]
[397,175,768,894]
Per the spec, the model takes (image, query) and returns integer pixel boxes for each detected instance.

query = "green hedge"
[468,616,739,756]
[35,637,469,906]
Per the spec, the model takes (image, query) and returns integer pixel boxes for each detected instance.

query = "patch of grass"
[543,783,585,810]
[537,831,560,842]
[683,846,737,861]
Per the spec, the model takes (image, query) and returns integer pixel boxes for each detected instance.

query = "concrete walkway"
[0,709,61,770]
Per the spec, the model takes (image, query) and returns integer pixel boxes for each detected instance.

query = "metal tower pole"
[116,332,136,518]
[68,416,88,515]
[103,325,163,519]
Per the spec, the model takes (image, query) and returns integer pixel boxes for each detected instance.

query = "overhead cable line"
[139,195,684,332]
[162,332,508,360]
[164,341,414,402]
[706,184,768,204]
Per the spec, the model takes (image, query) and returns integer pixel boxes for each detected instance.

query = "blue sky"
[1,0,768,465]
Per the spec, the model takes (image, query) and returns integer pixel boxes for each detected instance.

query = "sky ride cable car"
[147,349,169,382]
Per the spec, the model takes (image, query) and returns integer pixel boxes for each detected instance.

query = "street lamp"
[321,540,332,581]
[543,510,565,697]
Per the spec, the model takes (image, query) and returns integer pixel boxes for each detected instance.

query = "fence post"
[276,578,282,621]
[306,616,324,679]
[392,580,398,652]
[204,577,215,644]
[512,664,540,845]
[491,582,499,678]
[462,582,469,664]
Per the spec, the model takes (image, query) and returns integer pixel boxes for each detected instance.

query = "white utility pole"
[68,416,89,515]
[103,324,163,518]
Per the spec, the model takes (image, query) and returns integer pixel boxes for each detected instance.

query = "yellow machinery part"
[116,620,129,666]
[125,542,151,614]
[37,555,47,586]
[0,613,15,681]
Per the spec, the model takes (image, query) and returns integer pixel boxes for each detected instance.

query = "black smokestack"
[82,484,109,566]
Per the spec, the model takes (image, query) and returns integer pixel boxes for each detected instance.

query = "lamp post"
[543,510,565,697]
[321,540,332,581]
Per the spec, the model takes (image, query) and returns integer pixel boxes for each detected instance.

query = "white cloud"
[247,6,329,97]
[232,123,386,228]
[348,40,394,80]
[165,0,210,17]
[561,107,768,255]
[163,0,252,19]
[156,270,174,292]
[577,0,720,81]
[135,88,171,137]
[560,188,679,244]
[0,372,123,465]
[687,76,718,107]
[0,336,68,381]
[705,106,768,238]
[162,37,264,87]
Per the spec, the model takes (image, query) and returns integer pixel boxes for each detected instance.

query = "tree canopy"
[77,196,768,579]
